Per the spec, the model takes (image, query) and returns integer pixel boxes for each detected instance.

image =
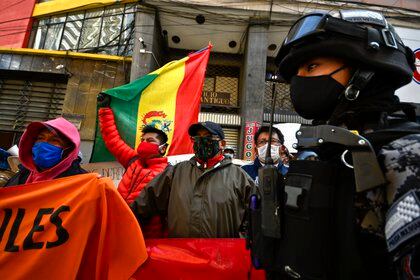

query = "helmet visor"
[284,13,327,46]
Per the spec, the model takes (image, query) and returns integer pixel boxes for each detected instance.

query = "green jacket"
[131,157,255,238]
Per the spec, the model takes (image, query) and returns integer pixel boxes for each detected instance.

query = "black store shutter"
[0,78,67,132]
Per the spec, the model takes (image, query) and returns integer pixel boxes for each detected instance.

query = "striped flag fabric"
[91,44,211,162]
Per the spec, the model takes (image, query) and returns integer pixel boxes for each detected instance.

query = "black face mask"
[290,67,346,120]
[193,136,220,162]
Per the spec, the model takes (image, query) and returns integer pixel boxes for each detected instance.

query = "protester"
[242,125,288,183]
[6,117,87,186]
[98,93,169,238]
[223,146,235,159]
[251,9,419,279]
[97,93,169,203]
[279,145,293,167]
[1,118,147,278]
[131,121,255,238]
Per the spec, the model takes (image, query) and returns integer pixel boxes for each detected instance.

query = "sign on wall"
[201,91,231,106]
[201,76,238,107]
[243,121,260,161]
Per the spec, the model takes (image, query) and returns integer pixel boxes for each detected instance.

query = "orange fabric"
[0,173,147,280]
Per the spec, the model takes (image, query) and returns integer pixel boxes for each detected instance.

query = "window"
[201,65,240,108]
[60,13,83,51]
[33,4,136,56]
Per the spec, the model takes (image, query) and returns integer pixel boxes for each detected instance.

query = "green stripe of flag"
[90,73,158,162]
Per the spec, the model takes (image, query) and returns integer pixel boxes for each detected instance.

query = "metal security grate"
[0,79,66,132]
[223,127,239,157]
[263,81,312,124]
[264,81,293,112]
[263,112,312,125]
[198,112,241,126]
[202,65,240,108]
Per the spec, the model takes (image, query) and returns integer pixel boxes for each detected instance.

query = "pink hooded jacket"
[18,117,81,184]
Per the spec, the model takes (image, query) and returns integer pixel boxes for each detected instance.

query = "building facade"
[0,0,419,160]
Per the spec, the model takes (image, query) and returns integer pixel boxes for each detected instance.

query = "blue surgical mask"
[32,142,63,169]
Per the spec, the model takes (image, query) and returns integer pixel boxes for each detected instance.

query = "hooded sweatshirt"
[17,117,84,184]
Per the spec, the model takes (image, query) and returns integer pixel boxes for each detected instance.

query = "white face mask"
[224,153,234,159]
[257,144,280,163]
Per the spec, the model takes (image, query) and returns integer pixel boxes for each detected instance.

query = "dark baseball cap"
[188,121,225,140]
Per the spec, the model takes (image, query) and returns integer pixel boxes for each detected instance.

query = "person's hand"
[97,92,111,108]
[280,145,293,165]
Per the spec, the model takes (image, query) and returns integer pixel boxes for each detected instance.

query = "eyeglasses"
[256,139,282,146]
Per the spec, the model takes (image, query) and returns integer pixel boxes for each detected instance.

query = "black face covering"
[193,136,220,162]
[290,67,346,120]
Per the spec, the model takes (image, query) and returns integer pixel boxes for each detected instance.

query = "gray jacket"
[131,157,255,238]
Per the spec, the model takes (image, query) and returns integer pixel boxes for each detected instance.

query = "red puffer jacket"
[98,107,168,238]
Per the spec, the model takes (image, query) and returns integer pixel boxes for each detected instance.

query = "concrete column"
[130,9,161,81]
[239,23,268,158]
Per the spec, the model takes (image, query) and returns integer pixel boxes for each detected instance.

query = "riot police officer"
[249,9,419,280]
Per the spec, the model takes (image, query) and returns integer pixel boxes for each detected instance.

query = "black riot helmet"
[276,10,415,92]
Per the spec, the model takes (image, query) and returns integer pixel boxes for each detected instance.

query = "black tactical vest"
[248,122,420,280]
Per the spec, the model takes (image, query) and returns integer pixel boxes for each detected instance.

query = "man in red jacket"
[97,93,169,238]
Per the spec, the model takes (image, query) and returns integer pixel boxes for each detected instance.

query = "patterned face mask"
[192,136,221,162]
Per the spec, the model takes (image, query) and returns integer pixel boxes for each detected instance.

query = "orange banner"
[0,174,147,280]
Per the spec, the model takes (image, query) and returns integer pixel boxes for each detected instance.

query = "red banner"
[132,238,265,280]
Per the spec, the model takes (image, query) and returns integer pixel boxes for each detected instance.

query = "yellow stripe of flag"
[135,57,188,148]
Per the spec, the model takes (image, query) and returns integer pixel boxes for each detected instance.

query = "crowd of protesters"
[1,8,419,280]
[0,112,292,239]
[0,81,292,242]
[0,117,279,280]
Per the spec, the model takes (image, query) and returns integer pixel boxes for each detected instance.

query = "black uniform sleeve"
[379,134,420,278]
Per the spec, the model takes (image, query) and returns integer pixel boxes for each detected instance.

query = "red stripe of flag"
[167,45,212,155]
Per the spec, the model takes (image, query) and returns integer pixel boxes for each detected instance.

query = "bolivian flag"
[91,45,211,162]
